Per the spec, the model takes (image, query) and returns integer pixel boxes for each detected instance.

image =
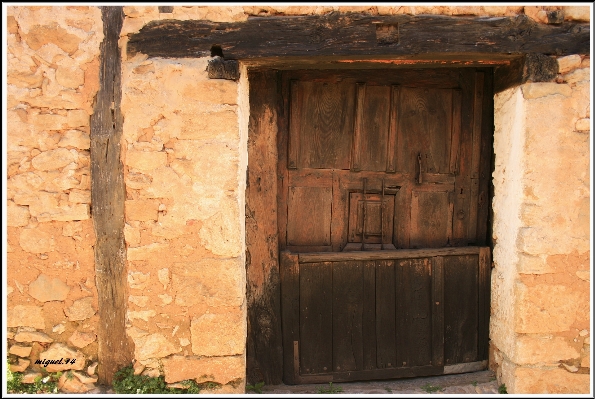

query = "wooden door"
[277,68,493,384]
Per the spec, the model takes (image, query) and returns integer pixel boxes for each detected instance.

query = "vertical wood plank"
[468,178,479,244]
[432,256,445,367]
[351,83,366,171]
[376,260,396,368]
[356,85,391,171]
[362,261,377,370]
[449,89,462,174]
[246,69,283,384]
[90,6,133,385]
[332,262,364,372]
[387,85,399,173]
[471,72,485,179]
[277,73,291,250]
[287,186,332,246]
[280,251,300,384]
[288,80,300,169]
[300,262,333,374]
[443,254,479,365]
[478,247,491,360]
[396,258,433,367]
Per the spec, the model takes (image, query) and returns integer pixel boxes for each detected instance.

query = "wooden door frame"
[245,57,497,385]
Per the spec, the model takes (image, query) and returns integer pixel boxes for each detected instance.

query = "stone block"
[513,366,590,393]
[39,343,86,372]
[9,345,33,357]
[129,295,149,307]
[68,189,91,203]
[7,200,30,226]
[176,109,239,141]
[19,228,55,253]
[575,118,590,131]
[515,282,582,333]
[557,55,582,74]
[125,199,159,221]
[64,297,96,321]
[126,150,167,171]
[128,271,150,289]
[563,6,590,21]
[125,172,153,189]
[21,372,43,384]
[163,355,244,385]
[14,330,53,343]
[172,259,244,307]
[513,335,580,364]
[199,203,242,257]
[521,83,572,99]
[563,68,590,84]
[68,331,96,348]
[190,312,245,356]
[581,351,590,368]
[56,65,85,88]
[10,358,30,372]
[72,371,98,384]
[58,372,93,393]
[132,333,179,361]
[127,243,168,261]
[6,305,45,329]
[31,148,75,171]
[128,310,156,322]
[58,130,90,149]
[24,23,82,55]
[28,274,71,302]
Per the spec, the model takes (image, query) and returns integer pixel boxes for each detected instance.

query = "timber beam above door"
[127,13,589,59]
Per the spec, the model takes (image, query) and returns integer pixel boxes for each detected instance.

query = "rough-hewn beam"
[90,6,133,384]
[127,13,589,59]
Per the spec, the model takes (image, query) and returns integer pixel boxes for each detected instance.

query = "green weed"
[317,382,343,394]
[6,359,61,394]
[112,364,204,394]
[246,381,265,393]
[421,383,443,393]
[498,383,508,394]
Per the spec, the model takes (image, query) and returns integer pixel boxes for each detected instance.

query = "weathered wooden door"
[278,68,493,384]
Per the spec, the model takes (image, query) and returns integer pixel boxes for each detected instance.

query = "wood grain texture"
[90,6,133,385]
[246,70,283,384]
[280,251,300,384]
[376,260,397,369]
[128,13,589,59]
[299,246,482,263]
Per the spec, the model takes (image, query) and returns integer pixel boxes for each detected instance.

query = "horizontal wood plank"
[128,13,589,59]
[298,247,482,263]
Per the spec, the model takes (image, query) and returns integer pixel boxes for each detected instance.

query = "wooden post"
[90,6,133,385]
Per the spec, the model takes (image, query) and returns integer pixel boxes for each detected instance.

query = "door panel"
[278,68,493,384]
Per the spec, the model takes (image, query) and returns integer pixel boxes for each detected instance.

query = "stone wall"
[6,6,103,393]
[6,4,591,394]
[491,55,590,393]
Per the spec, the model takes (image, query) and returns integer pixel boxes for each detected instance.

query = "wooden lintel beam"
[127,13,589,60]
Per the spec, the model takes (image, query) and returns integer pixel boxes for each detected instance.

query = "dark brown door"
[278,68,493,384]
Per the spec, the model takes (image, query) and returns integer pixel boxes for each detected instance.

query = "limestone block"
[513,366,590,393]
[513,335,580,364]
[19,228,55,253]
[9,345,33,357]
[128,310,156,322]
[581,352,590,368]
[172,259,244,307]
[64,297,96,321]
[128,271,150,289]
[53,323,66,334]
[124,223,141,245]
[31,148,75,171]
[29,274,71,302]
[158,268,169,289]
[14,330,53,343]
[125,199,159,221]
[575,118,590,131]
[557,55,582,74]
[175,109,239,141]
[24,23,82,54]
[7,200,30,226]
[129,295,149,307]
[199,204,242,257]
[87,362,98,376]
[39,343,86,372]
[58,130,90,149]
[521,83,571,99]
[56,66,85,88]
[72,371,98,384]
[58,372,93,393]
[163,355,244,385]
[68,331,97,348]
[68,189,91,203]
[515,282,582,333]
[10,358,30,372]
[575,270,589,281]
[158,294,173,306]
[190,312,245,356]
[563,68,590,84]
[133,333,179,361]
[127,242,169,261]
[7,71,44,88]
[21,372,43,384]
[126,150,167,171]
[563,6,590,21]
[125,172,153,189]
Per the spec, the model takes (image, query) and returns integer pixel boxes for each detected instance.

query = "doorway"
[246,66,494,385]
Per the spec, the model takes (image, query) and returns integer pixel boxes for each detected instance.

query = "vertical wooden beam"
[90,6,132,385]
